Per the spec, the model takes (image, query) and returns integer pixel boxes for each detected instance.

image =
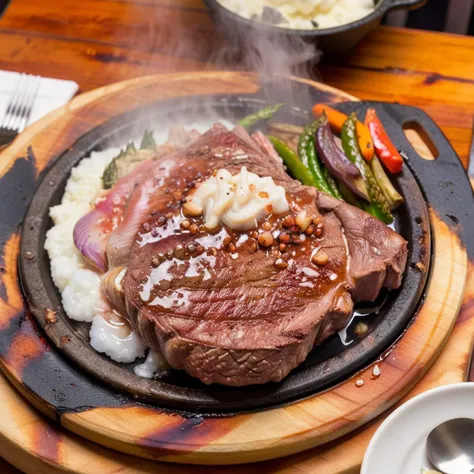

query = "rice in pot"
[217,0,377,29]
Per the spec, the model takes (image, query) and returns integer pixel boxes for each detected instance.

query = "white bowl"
[361,383,474,474]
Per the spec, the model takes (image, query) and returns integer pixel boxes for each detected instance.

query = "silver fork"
[0,74,41,146]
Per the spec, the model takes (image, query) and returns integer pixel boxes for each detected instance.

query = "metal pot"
[204,0,427,54]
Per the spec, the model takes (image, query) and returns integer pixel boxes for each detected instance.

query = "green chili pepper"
[306,138,335,195]
[238,103,286,129]
[298,119,321,162]
[297,119,334,196]
[267,136,317,187]
[370,155,404,209]
[341,114,393,224]
[322,167,343,200]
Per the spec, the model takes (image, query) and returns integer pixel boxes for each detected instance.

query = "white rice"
[89,312,146,364]
[45,148,120,296]
[61,269,101,322]
[45,147,148,365]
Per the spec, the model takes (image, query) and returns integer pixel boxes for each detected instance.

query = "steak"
[101,124,408,386]
[74,126,200,272]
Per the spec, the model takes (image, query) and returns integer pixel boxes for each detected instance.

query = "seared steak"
[96,124,408,386]
[74,126,200,272]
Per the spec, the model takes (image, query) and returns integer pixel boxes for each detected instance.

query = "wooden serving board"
[0,72,473,472]
[0,268,473,474]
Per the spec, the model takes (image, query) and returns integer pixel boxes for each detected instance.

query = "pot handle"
[386,0,427,11]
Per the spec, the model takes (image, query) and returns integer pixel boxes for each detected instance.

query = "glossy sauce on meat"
[132,191,339,300]
[96,124,407,386]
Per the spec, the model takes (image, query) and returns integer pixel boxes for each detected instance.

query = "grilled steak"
[74,126,200,272]
[99,124,407,386]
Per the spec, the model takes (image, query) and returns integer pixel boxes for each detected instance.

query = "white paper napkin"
[0,71,79,128]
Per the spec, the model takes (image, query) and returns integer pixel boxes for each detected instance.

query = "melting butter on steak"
[99,124,407,386]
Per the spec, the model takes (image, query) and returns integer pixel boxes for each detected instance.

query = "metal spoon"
[427,418,474,474]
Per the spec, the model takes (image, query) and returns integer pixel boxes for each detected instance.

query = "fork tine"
[1,73,25,128]
[8,76,29,131]
[18,76,41,132]
[11,75,38,132]
[9,75,36,131]
[8,74,32,130]
[5,74,30,130]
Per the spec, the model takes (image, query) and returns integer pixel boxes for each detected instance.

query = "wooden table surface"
[1,0,474,166]
[1,0,474,472]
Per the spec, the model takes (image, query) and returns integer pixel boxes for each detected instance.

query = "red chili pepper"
[364,108,403,174]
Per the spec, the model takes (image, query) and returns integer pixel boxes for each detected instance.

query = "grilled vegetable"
[239,103,286,129]
[298,119,320,160]
[140,130,157,150]
[73,210,110,271]
[306,138,334,195]
[341,114,393,224]
[315,117,370,202]
[370,155,404,209]
[338,183,361,208]
[267,136,316,187]
[312,104,374,161]
[365,108,404,173]
[312,104,347,132]
[298,119,333,195]
[268,122,303,153]
[322,167,343,200]
[268,122,305,135]
[102,142,136,189]
[102,130,157,189]
[298,119,343,199]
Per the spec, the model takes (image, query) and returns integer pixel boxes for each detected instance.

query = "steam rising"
[136,3,322,85]
[209,18,322,81]
[220,23,323,106]
[102,3,323,147]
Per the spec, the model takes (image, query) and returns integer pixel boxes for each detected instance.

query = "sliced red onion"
[315,120,369,202]
[73,159,156,271]
[106,174,164,269]
[73,209,110,271]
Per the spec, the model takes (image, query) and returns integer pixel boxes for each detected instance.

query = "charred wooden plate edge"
[18,93,430,413]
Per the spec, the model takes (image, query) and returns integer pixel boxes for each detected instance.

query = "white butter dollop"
[188,167,289,230]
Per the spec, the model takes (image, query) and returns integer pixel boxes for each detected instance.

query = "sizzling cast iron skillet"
[19,88,430,413]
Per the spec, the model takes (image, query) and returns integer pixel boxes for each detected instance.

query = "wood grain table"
[1,0,474,472]
[0,0,473,166]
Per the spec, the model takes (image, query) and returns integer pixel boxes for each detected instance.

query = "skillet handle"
[323,99,474,384]
[374,104,474,385]
[380,103,474,221]
[337,101,474,255]
[371,102,463,170]
[371,102,464,169]
[386,0,427,11]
